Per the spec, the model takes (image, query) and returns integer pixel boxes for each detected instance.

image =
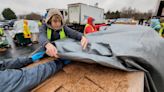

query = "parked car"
[0,21,5,28]
[3,19,16,30]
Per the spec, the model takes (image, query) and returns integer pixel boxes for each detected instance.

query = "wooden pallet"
[29,58,144,92]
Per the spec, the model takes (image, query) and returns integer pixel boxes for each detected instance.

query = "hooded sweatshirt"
[39,8,83,47]
[84,17,97,34]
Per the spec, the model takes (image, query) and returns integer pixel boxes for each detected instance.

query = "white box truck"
[68,3,105,25]
[46,3,105,32]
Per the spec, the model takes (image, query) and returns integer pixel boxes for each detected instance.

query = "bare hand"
[45,43,59,58]
[81,36,88,50]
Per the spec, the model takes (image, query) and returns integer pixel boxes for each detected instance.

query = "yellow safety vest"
[23,23,31,38]
[0,28,4,36]
[159,23,164,37]
[47,28,66,40]
[38,21,42,27]
[84,24,95,35]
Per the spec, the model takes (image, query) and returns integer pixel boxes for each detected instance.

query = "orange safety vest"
[84,24,95,35]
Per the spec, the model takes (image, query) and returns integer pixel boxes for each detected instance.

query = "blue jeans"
[0,57,63,92]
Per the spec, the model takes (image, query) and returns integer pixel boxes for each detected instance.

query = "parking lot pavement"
[0,30,39,60]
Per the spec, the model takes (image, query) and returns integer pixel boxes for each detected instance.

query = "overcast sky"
[0,0,159,16]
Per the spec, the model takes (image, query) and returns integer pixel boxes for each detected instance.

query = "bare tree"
[105,7,153,20]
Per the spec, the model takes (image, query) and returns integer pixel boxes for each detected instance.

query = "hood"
[87,17,94,26]
[45,8,64,30]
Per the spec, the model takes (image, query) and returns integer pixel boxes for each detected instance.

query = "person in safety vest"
[23,20,31,38]
[150,17,161,31]
[38,20,43,27]
[84,17,97,34]
[0,27,4,36]
[39,8,88,59]
[159,22,164,37]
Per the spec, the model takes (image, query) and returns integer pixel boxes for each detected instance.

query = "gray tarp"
[35,24,164,92]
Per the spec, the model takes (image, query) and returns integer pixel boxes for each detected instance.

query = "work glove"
[31,51,45,62]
